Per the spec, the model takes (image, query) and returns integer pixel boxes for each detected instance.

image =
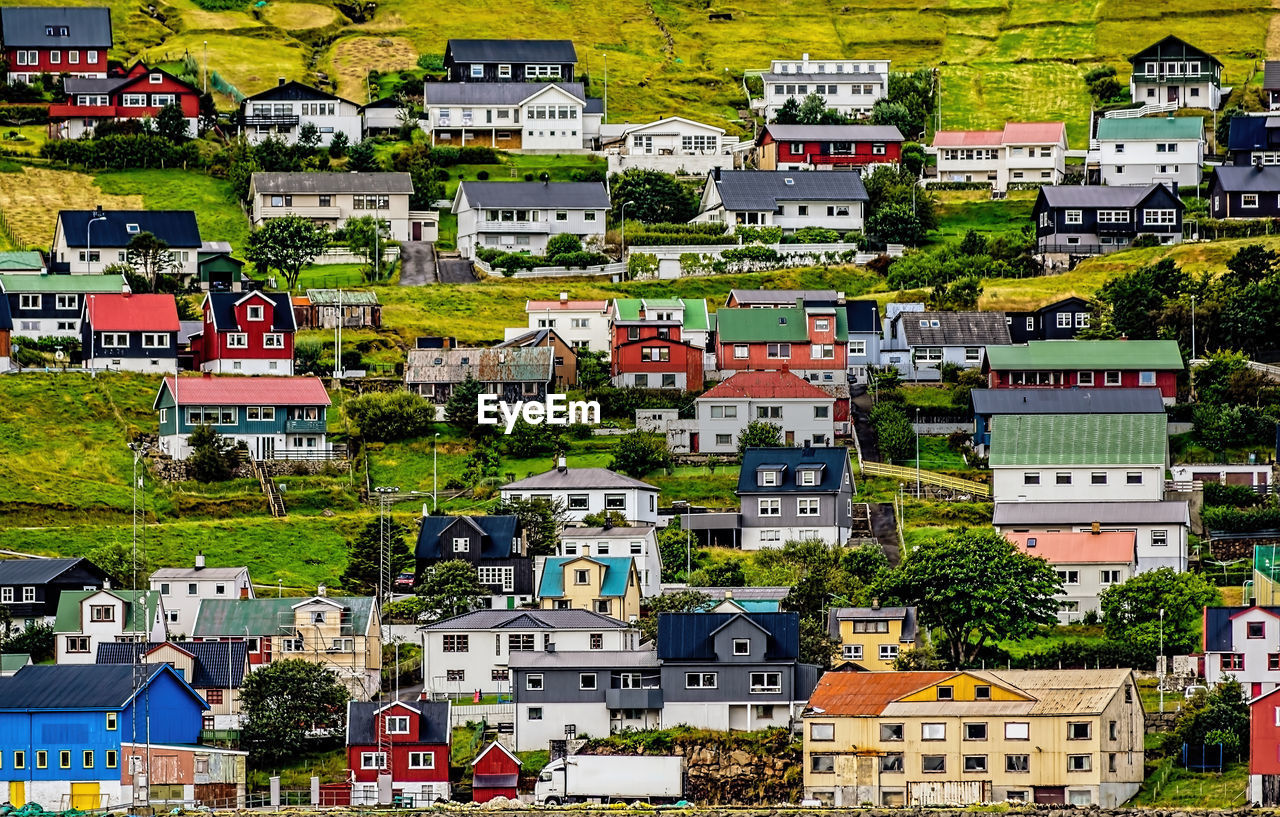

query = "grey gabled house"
[736,446,855,550]
[1032,184,1183,256]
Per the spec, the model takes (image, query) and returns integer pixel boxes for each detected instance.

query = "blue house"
[0,663,207,809]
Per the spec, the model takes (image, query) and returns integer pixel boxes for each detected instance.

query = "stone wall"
[148,456,345,482]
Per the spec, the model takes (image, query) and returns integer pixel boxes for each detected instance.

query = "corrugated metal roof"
[507,649,659,668]
[417,515,518,559]
[151,566,248,580]
[0,664,184,710]
[712,170,868,210]
[244,81,359,107]
[992,500,1189,526]
[347,700,449,745]
[503,467,657,492]
[253,172,413,195]
[1040,184,1176,209]
[1007,531,1137,564]
[0,557,96,585]
[0,251,43,271]
[457,181,609,209]
[447,38,577,64]
[0,7,112,48]
[989,413,1167,466]
[737,446,849,494]
[205,291,296,333]
[561,526,654,539]
[827,606,918,642]
[612,298,710,331]
[762,124,904,143]
[59,210,201,249]
[158,375,331,407]
[1214,164,1280,193]
[306,289,379,306]
[422,609,628,631]
[715,305,848,342]
[425,81,586,105]
[899,311,1011,346]
[933,130,1004,148]
[808,671,954,715]
[1097,116,1204,141]
[405,345,552,385]
[192,596,374,636]
[96,640,248,688]
[0,273,124,293]
[54,589,158,633]
[538,556,634,597]
[85,293,180,332]
[970,388,1167,416]
[657,611,799,661]
[985,340,1183,371]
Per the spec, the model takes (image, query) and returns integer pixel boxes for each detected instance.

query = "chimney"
[1091,521,1101,535]
[541,172,550,186]
[582,544,590,557]
[121,283,131,296]
[194,551,205,570]
[556,456,568,472]
[724,590,733,600]
[317,583,327,597]
[202,370,212,379]
[871,597,880,610]
[836,291,845,303]
[278,76,286,86]
[560,291,569,302]
[713,166,721,182]
[795,296,804,308]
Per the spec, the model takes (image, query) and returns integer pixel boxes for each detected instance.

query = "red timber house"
[346,699,452,806]
[757,124,904,171]
[471,740,521,803]
[192,291,297,375]
[1252,686,1280,804]
[0,6,111,84]
[49,62,201,140]
[982,339,1183,405]
[610,297,709,390]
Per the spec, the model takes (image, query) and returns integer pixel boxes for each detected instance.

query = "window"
[90,604,115,622]
[709,405,737,420]
[1024,472,1040,486]
[573,569,590,585]
[1152,529,1168,546]
[1242,193,1260,209]
[1068,721,1092,740]
[385,715,409,734]
[604,494,626,510]
[1006,754,1030,773]
[1056,472,1072,485]
[106,712,118,730]
[526,673,544,690]
[106,750,117,769]
[18,294,40,310]
[921,755,946,773]
[936,686,953,701]
[526,707,544,721]
[66,636,90,653]
[1126,472,1143,485]
[408,752,435,769]
[758,498,781,516]
[36,751,47,770]
[442,634,469,652]
[360,752,387,770]
[14,752,24,770]
[141,333,167,349]
[965,347,982,364]
[206,689,223,705]
[101,332,128,348]
[1067,754,1092,772]
[686,672,717,688]
[1144,209,1176,225]
[492,669,509,682]
[808,722,836,742]
[878,723,905,742]
[1104,370,1122,386]
[922,723,945,741]
[1057,569,1080,585]
[580,672,597,690]
[263,333,285,349]
[1101,569,1121,584]
[963,755,987,773]
[766,342,791,359]
[227,333,248,349]
[879,644,899,661]
[1065,210,1082,225]
[797,498,820,516]
[1005,721,1029,740]
[965,722,988,741]
[1221,653,1244,670]
[750,672,781,693]
[716,434,732,446]
[59,750,71,769]
[508,633,535,652]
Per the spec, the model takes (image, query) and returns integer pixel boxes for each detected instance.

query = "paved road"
[437,256,478,284]
[399,241,436,285]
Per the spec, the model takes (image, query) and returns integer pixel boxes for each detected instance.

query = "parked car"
[394,571,416,591]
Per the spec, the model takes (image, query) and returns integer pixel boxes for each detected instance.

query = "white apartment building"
[501,465,660,526]
[601,116,736,175]
[505,296,613,355]
[690,370,837,454]
[932,122,1068,192]
[756,53,889,120]
[248,171,420,242]
[423,82,600,152]
[696,168,867,234]
[149,555,254,637]
[558,527,663,598]
[452,181,609,259]
[239,80,363,147]
[1094,115,1205,189]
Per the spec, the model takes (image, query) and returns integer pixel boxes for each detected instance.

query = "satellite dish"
[54,350,65,360]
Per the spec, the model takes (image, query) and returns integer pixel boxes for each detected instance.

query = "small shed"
[0,653,32,676]
[300,289,382,329]
[197,242,246,293]
[471,740,521,803]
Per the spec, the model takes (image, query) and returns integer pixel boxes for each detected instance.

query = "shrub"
[476,170,489,180]
[344,391,433,442]
[1202,504,1280,533]
[1204,481,1265,508]
[783,227,842,244]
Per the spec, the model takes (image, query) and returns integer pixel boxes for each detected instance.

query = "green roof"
[0,273,126,293]
[0,252,43,272]
[612,298,710,331]
[191,596,375,637]
[54,589,160,633]
[1096,116,1204,141]
[715,305,848,342]
[1,653,31,672]
[989,413,1167,466]
[538,557,634,598]
[985,340,1183,371]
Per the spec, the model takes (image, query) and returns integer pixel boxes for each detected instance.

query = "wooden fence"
[859,460,991,497]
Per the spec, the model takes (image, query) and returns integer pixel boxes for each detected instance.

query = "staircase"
[248,456,288,518]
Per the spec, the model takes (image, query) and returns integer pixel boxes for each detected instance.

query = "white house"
[932,122,1068,192]
[1094,115,1205,189]
[452,181,609,259]
[239,80,363,147]
[501,464,660,526]
[756,53,889,120]
[1204,606,1280,697]
[362,95,408,134]
[53,588,167,664]
[695,168,867,234]
[601,116,736,175]
[992,501,1190,574]
[559,526,663,598]
[422,82,600,152]
[880,307,1012,381]
[681,370,836,455]
[249,171,422,243]
[148,554,253,637]
[419,608,639,698]
[505,296,613,355]
[1007,531,1137,624]
[51,208,201,277]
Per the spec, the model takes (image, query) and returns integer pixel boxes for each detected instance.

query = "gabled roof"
[85,293,180,332]
[155,375,330,408]
[932,130,1003,148]
[0,251,43,272]
[525,298,610,313]
[612,298,710,331]
[1007,531,1137,565]
[347,700,449,745]
[473,740,521,769]
[0,557,106,586]
[0,663,192,710]
[192,596,374,637]
[761,124,904,143]
[422,608,628,631]
[0,273,124,293]
[1227,115,1271,152]
[737,446,849,494]
[1204,606,1280,652]
[657,611,800,661]
[700,370,834,401]
[992,500,1189,526]
[1214,164,1280,193]
[827,606,918,642]
[538,556,635,597]
[424,81,586,106]
[54,589,159,633]
[985,340,1183,371]
[0,7,112,48]
[1096,116,1204,141]
[416,515,519,559]
[404,345,553,385]
[715,305,848,342]
[970,388,1167,416]
[243,80,358,106]
[204,291,296,333]
[1129,35,1222,68]
[728,289,839,307]
[456,181,608,209]
[898,311,1011,347]
[989,413,1167,466]
[446,38,577,64]
[710,170,868,210]
[507,649,659,669]
[252,172,413,195]
[96,640,249,688]
[151,565,248,580]
[58,210,201,249]
[560,525,655,540]
[1039,184,1182,210]
[63,64,198,98]
[0,654,31,673]
[933,122,1066,148]
[808,670,953,714]
[306,289,379,307]
[503,467,657,492]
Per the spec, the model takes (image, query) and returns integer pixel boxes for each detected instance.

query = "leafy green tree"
[341,519,413,595]
[636,589,712,643]
[444,375,487,437]
[796,93,850,125]
[546,233,583,258]
[885,528,1063,667]
[865,165,937,232]
[2,621,55,663]
[328,130,349,158]
[609,168,698,224]
[609,431,672,478]
[882,69,935,137]
[869,100,916,138]
[457,445,502,489]
[343,214,392,276]
[867,202,925,246]
[154,103,189,142]
[772,96,802,125]
[344,391,433,441]
[240,659,350,764]
[927,275,983,310]
[253,136,301,171]
[656,518,695,582]
[688,558,745,587]
[186,424,239,482]
[892,643,946,670]
[1226,243,1280,285]
[417,559,485,621]
[1217,105,1244,152]
[1099,568,1221,666]
[1171,678,1249,759]
[1089,258,1189,339]
[297,122,321,152]
[1193,350,1272,407]
[125,231,175,291]
[504,418,564,459]
[576,350,610,391]
[799,617,835,669]
[869,402,913,461]
[493,496,567,556]
[86,539,151,589]
[736,420,782,456]
[582,510,628,527]
[346,138,379,172]
[244,215,331,291]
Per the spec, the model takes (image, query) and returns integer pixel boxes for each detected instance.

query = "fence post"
[270,776,281,808]
[311,776,320,806]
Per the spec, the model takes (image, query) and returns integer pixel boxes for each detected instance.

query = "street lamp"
[914,407,921,498]
[87,205,107,275]
[620,199,636,267]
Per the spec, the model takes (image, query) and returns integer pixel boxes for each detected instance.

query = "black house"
[1032,184,1183,256]
[1006,296,1092,343]
[416,515,534,605]
[1226,115,1280,166]
[443,39,577,83]
[1210,164,1280,219]
[0,557,110,627]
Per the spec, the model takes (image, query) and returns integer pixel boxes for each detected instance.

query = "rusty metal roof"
[405,345,553,385]
[808,671,955,715]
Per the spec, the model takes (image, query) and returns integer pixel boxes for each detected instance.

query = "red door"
[1254,682,1264,699]
[1168,87,1179,103]
[412,221,422,241]
[690,433,699,453]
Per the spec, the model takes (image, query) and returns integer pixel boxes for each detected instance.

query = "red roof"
[700,370,833,400]
[932,130,1003,147]
[809,671,955,716]
[526,300,611,312]
[1002,122,1066,144]
[161,375,331,406]
[1007,531,1136,564]
[85,293,180,332]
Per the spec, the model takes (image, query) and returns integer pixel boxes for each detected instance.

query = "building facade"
[51,64,201,140]
[735,446,854,551]
[0,7,111,84]
[239,81,362,147]
[932,122,1068,192]
[249,172,416,242]
[0,557,109,632]
[693,371,837,454]
[1128,36,1223,110]
[696,169,867,234]
[501,466,660,525]
[536,555,643,622]
[1094,115,1204,188]
[452,181,609,259]
[345,700,451,806]
[149,556,254,637]
[415,514,534,610]
[984,340,1183,404]
[757,124,904,171]
[558,526,662,598]
[192,291,296,375]
[1006,532,1137,623]
[828,605,918,670]
[51,209,201,277]
[1032,184,1184,256]
[756,54,889,120]
[604,117,734,175]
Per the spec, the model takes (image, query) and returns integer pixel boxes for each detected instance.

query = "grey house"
[743,446,854,550]
[881,308,1012,381]
[443,39,578,83]
[404,345,554,404]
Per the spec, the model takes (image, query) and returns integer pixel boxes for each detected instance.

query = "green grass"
[930,189,1037,242]
[93,169,251,254]
[1131,762,1249,808]
[442,154,607,199]
[898,436,969,470]
[900,385,958,410]
[994,624,1105,659]
[252,263,373,293]
[248,747,348,788]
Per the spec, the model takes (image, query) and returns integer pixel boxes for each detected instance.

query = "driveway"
[437,255,477,284]
[399,241,436,285]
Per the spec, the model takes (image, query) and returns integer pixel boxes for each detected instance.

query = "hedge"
[626,232,737,246]
[927,181,992,191]
[0,104,49,124]
[1203,504,1280,533]
[41,134,201,169]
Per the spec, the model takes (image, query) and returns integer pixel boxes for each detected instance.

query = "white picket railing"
[474,257,627,279]
[1104,101,1178,119]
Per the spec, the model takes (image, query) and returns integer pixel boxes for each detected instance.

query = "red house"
[0,6,111,84]
[192,291,296,375]
[610,298,708,391]
[713,304,848,385]
[49,62,201,140]
[471,741,521,803]
[346,699,452,806]
[757,124,904,171]
[983,340,1183,405]
[1252,686,1280,804]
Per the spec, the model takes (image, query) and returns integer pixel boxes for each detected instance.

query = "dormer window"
[149,73,162,84]
[453,537,470,553]
[385,715,409,734]
[757,468,781,487]
[798,469,819,487]
[126,224,140,234]
[574,569,590,585]
[246,305,264,321]
[733,638,750,655]
[814,318,830,332]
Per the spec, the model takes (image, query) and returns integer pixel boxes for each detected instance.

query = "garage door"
[71,782,100,810]
[1034,786,1065,804]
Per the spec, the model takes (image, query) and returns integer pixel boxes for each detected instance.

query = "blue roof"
[0,7,112,48]
[417,515,518,559]
[205,291,296,332]
[538,556,634,597]
[737,446,849,494]
[1228,116,1269,151]
[844,300,879,333]
[0,663,191,709]
[96,640,248,689]
[59,210,202,249]
[1203,606,1279,652]
[656,612,800,661]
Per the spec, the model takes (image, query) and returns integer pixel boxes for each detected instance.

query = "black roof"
[1214,164,1280,193]
[1129,35,1222,68]
[1038,184,1182,210]
[1227,116,1271,151]
[205,291,296,332]
[1203,606,1280,652]
[970,387,1167,416]
[711,170,868,210]
[347,700,450,745]
[0,291,11,331]
[737,446,849,495]
[1267,62,1280,92]
[657,611,799,661]
[0,6,112,48]
[417,515,519,559]
[446,39,577,65]
[457,181,609,209]
[844,299,879,333]
[243,80,358,107]
[59,210,201,249]
[0,557,105,585]
[0,663,184,709]
[96,640,248,688]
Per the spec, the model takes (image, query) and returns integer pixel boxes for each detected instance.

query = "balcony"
[262,206,342,219]
[243,114,300,127]
[477,219,549,233]
[285,418,327,433]
[605,688,663,710]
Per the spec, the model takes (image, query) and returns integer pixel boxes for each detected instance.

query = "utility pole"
[914,407,921,498]
[1158,607,1166,714]
[203,40,208,93]
[1190,295,1197,401]
[432,433,440,511]
[601,53,608,123]
[374,486,399,609]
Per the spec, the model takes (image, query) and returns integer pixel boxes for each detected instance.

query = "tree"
[582,510,628,527]
[1226,244,1280,285]
[240,659,349,764]
[344,391,433,441]
[867,202,925,246]
[328,130,350,158]
[609,168,698,224]
[341,519,413,595]
[244,215,331,291]
[86,539,151,589]
[869,100,916,138]
[1100,568,1221,667]
[493,496,567,556]
[656,518,695,582]
[546,233,583,259]
[688,558,744,587]
[297,122,321,152]
[576,350,610,391]
[736,420,782,456]
[892,643,946,670]
[343,215,392,277]
[1171,678,1249,759]
[609,431,672,478]
[186,424,239,482]
[504,417,564,459]
[771,96,802,125]
[1090,258,1189,339]
[885,528,1063,667]
[346,139,379,172]
[253,136,301,172]
[636,589,711,643]
[126,231,175,291]
[444,375,487,437]
[154,102,189,142]
[927,275,983,310]
[1217,105,1244,153]
[865,165,937,232]
[900,142,927,176]
[2,621,55,662]
[794,93,850,125]
[417,559,485,621]
[799,617,835,669]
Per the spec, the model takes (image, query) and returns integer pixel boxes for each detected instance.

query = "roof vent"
[195,551,205,570]
[784,177,795,185]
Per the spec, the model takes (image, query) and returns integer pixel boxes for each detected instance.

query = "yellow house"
[802,669,1144,807]
[828,605,918,670]
[537,554,642,622]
